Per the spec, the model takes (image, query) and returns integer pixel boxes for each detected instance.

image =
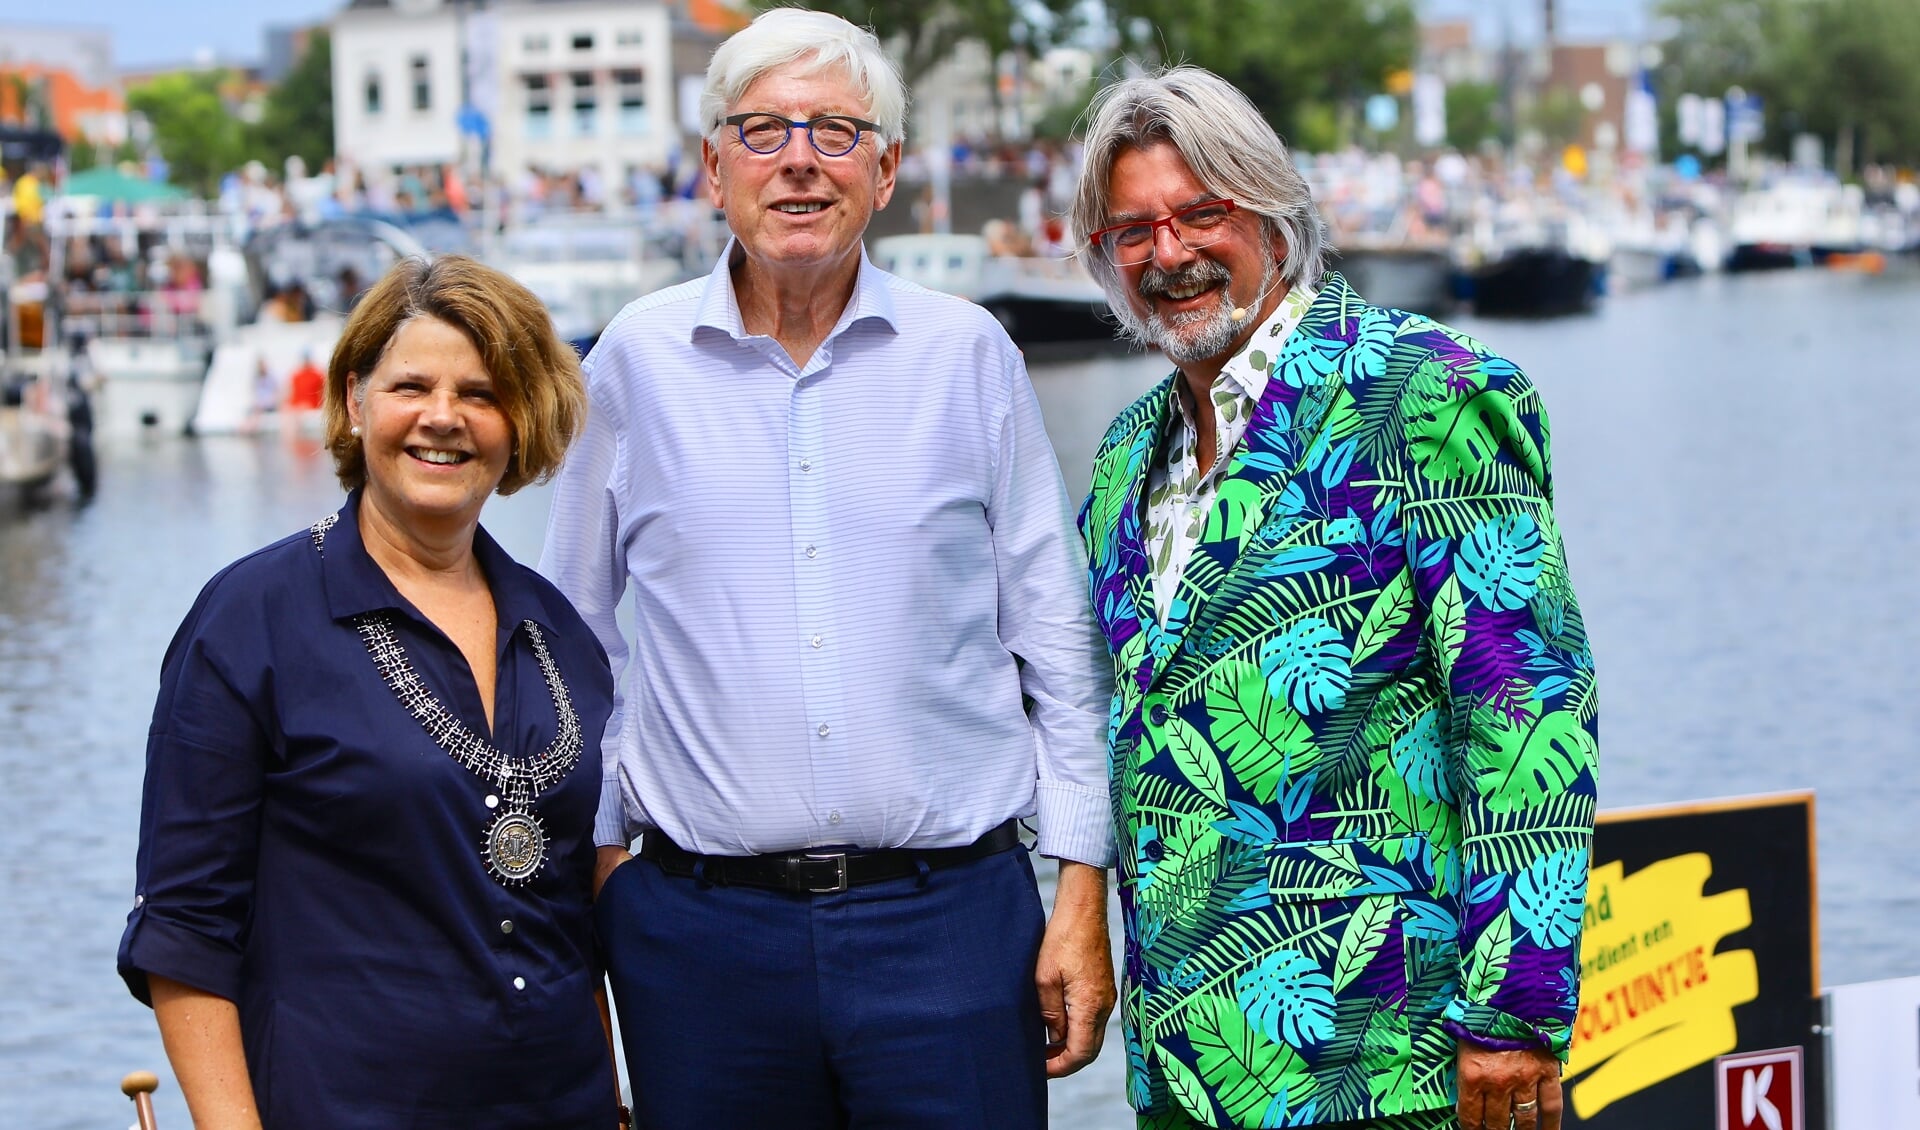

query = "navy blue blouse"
[119,492,617,1129]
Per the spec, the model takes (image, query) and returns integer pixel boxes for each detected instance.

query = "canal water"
[4,267,1919,1129]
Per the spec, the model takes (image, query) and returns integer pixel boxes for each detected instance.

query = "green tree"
[764,0,1077,87]
[1099,0,1419,150]
[127,70,247,194]
[1445,81,1503,150]
[250,31,334,170]
[1798,0,1920,168]
[1522,86,1586,150]
[1653,0,1920,168]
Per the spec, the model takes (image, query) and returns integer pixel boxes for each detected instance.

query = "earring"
[350,425,361,437]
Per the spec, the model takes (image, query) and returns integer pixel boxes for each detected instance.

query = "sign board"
[1717,1046,1804,1130]
[1364,93,1399,133]
[1827,974,1920,1129]
[1412,73,1446,147]
[1562,792,1822,1130]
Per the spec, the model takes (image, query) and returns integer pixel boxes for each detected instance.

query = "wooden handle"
[122,1072,161,1130]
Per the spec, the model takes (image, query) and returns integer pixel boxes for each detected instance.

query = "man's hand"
[1035,860,1116,1078]
[594,845,633,900]
[1457,1043,1564,1130]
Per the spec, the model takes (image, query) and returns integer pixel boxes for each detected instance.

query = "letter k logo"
[1741,1065,1782,1130]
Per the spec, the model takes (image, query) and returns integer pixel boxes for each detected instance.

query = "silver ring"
[1514,1100,1539,1112]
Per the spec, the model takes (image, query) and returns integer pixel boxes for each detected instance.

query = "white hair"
[1071,66,1330,309]
[700,8,908,147]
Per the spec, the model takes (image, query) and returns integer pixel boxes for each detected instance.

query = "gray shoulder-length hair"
[700,8,908,147]
[1070,66,1328,299]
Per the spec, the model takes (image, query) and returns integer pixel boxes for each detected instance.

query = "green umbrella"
[59,166,189,203]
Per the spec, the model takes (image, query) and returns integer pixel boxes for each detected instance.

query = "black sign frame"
[1564,791,1822,1130]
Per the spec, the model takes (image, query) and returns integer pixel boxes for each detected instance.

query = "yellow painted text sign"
[1563,853,1758,1119]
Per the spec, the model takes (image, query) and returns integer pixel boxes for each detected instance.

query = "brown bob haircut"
[324,254,585,496]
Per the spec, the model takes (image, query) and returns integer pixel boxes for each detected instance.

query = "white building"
[331,0,467,172]
[491,0,675,194]
[329,0,675,196]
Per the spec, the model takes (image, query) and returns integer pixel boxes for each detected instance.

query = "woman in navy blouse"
[118,256,619,1128]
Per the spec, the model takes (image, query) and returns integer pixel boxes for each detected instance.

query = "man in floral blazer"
[1069,67,1598,1130]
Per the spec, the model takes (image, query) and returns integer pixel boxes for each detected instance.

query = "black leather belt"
[638,819,1021,894]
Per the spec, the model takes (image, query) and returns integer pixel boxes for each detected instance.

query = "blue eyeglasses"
[722,113,880,157]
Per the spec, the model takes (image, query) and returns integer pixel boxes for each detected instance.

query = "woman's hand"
[594,846,633,900]
[150,975,263,1130]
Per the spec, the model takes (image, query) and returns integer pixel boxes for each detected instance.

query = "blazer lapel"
[1115,386,1172,660]
[1087,376,1174,691]
[1156,279,1362,666]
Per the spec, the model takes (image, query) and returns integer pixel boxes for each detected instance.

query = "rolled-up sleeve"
[987,346,1116,868]
[118,598,272,1006]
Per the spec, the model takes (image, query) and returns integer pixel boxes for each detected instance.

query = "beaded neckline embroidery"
[311,512,582,886]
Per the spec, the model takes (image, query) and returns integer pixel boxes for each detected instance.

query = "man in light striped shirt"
[537,11,1115,1128]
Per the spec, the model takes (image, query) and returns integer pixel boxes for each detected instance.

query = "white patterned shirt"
[1144,285,1316,623]
[538,243,1115,867]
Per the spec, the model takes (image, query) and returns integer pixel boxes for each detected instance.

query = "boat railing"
[61,289,213,344]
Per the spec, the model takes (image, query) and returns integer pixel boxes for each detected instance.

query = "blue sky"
[6,0,1652,70]
[3,1,341,68]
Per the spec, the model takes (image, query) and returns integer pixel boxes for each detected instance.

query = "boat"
[1333,238,1454,316]
[189,216,428,435]
[1465,246,1602,316]
[869,233,1112,344]
[1451,207,1611,318]
[485,213,688,356]
[42,207,252,436]
[1726,178,1869,272]
[0,362,62,498]
[0,346,93,504]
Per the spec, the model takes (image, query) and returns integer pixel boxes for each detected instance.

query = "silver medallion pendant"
[484,810,548,886]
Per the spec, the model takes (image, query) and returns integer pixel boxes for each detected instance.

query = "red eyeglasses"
[1087,199,1239,265]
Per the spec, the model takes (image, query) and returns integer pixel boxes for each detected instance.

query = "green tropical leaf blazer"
[1079,273,1599,1128]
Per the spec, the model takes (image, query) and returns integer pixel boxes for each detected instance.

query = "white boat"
[486,214,689,351]
[0,349,75,501]
[43,209,253,436]
[190,217,426,435]
[1727,178,1867,270]
[190,316,344,436]
[869,233,1112,344]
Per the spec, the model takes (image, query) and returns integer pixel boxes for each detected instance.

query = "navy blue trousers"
[596,843,1049,1130]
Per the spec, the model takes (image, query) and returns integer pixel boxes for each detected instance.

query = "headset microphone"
[1230,270,1284,323]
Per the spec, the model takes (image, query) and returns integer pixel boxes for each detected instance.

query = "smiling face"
[703,61,899,285]
[346,315,512,535]
[1104,142,1286,370]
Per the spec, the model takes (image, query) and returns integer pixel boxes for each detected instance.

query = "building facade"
[0,24,125,146]
[331,0,468,172]
[490,0,675,196]
[330,0,678,197]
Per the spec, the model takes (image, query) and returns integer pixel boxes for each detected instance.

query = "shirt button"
[500,919,515,935]
[513,976,526,991]
[800,460,812,472]
[133,894,144,907]
[829,810,842,824]
[817,723,830,738]
[484,794,500,809]
[810,634,824,649]
[804,544,818,558]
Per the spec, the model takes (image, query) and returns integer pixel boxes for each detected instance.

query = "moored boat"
[869,233,1113,344]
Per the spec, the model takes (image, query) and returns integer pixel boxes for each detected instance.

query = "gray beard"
[1118,259,1279,366]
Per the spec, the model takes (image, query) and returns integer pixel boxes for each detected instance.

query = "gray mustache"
[1137,260,1231,300]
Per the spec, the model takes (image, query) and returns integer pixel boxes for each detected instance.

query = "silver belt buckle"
[801,851,850,894]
